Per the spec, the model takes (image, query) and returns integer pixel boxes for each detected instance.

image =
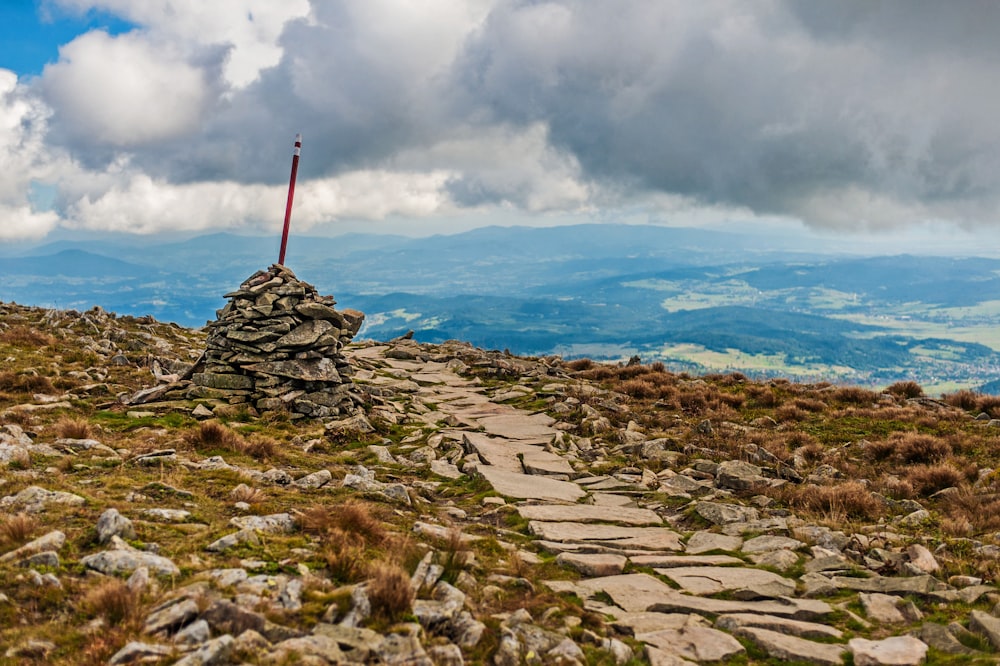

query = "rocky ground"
[2,301,1000,664]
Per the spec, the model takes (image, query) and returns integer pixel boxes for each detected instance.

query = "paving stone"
[859,593,907,624]
[555,552,628,576]
[828,573,943,597]
[684,531,742,554]
[474,467,585,502]
[629,554,744,568]
[655,566,796,598]
[694,501,760,525]
[748,548,800,572]
[611,612,699,635]
[740,535,804,553]
[849,636,929,666]
[732,626,846,665]
[715,612,843,639]
[516,504,662,526]
[570,574,832,620]
[637,621,745,663]
[476,414,558,439]
[529,522,683,551]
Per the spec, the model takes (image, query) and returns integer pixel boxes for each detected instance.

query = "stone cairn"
[190,264,364,418]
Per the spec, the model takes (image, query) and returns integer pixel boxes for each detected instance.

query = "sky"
[2,1,1000,251]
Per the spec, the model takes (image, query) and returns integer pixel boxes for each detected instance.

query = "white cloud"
[52,0,311,87]
[0,205,60,240]
[64,170,455,234]
[41,31,210,146]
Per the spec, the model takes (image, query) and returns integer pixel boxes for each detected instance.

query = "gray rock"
[268,635,346,663]
[732,626,846,665]
[849,636,928,666]
[229,513,294,534]
[108,641,174,665]
[741,535,804,553]
[715,460,767,490]
[516,503,662,526]
[96,508,136,545]
[205,529,259,552]
[694,501,760,525]
[427,643,464,665]
[171,634,234,666]
[637,621,745,663]
[81,549,180,577]
[684,531,742,554]
[0,530,65,563]
[969,609,1000,650]
[655,566,796,599]
[0,486,86,513]
[715,612,842,639]
[859,593,906,624]
[292,469,333,489]
[173,619,211,646]
[917,623,979,655]
[556,552,628,576]
[145,598,199,635]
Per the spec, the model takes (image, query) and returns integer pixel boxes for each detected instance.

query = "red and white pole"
[278,133,302,266]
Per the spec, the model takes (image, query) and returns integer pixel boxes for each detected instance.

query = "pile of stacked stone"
[191,264,364,418]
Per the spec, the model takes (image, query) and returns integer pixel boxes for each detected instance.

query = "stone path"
[348,339,996,665]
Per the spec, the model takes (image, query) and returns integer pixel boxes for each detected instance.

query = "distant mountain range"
[3,224,1000,394]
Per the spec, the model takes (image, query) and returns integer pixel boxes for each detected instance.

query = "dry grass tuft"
[182,421,276,459]
[834,386,878,405]
[0,325,55,347]
[866,433,952,465]
[367,563,414,623]
[298,501,387,547]
[55,417,93,440]
[82,579,142,626]
[904,463,966,496]
[0,513,38,546]
[943,390,980,411]
[784,482,886,521]
[941,491,1000,535]
[885,380,924,399]
[0,372,55,394]
[242,434,278,460]
[323,529,369,583]
[565,358,594,372]
[229,484,266,505]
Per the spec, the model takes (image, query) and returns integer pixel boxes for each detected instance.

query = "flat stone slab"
[733,627,846,666]
[567,573,826,620]
[715,613,843,640]
[529,522,683,551]
[649,593,833,622]
[630,554,744,568]
[475,467,585,502]
[741,535,804,553]
[694,501,760,525]
[849,636,929,666]
[516,504,662,526]
[521,450,576,476]
[556,552,628,577]
[611,613,695,635]
[476,413,558,439]
[828,574,942,596]
[685,531,743,554]
[654,566,796,598]
[571,574,679,613]
[637,624,745,663]
[463,432,545,472]
[590,493,635,507]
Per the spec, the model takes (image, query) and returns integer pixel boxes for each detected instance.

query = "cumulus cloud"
[51,0,311,87]
[40,30,214,148]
